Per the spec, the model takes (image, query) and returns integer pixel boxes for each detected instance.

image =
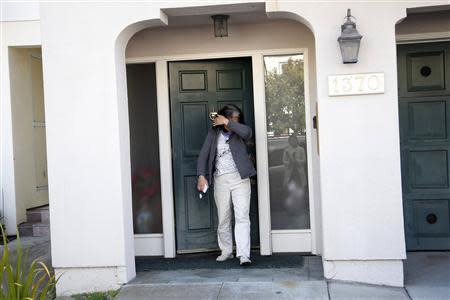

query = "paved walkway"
[118,279,419,300]
[3,237,448,299]
[404,251,449,300]
[0,235,52,271]
[117,252,449,300]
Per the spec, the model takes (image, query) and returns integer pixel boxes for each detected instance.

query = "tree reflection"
[264,55,310,230]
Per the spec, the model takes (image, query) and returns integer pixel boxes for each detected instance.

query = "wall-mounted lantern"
[212,15,229,37]
[337,9,362,64]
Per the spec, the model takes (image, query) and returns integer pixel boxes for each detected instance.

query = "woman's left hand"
[213,115,229,127]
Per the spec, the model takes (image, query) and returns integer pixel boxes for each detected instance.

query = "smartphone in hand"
[199,183,209,199]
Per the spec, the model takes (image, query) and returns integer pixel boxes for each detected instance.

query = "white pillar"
[39,2,166,295]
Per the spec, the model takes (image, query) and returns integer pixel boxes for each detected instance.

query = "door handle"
[209,112,218,120]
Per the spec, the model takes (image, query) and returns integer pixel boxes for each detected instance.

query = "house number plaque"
[328,72,384,96]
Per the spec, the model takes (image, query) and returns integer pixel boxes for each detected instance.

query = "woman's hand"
[197,175,208,192]
[213,115,229,127]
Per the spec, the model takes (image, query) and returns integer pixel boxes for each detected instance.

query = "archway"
[114,3,321,262]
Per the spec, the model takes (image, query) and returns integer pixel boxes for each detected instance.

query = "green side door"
[169,58,259,253]
[397,41,450,250]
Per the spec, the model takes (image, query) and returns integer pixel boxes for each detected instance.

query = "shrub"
[0,224,60,300]
[72,290,120,300]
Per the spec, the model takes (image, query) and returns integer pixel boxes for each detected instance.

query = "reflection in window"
[264,54,310,230]
[126,63,163,234]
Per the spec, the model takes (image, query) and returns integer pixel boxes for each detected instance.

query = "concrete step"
[26,205,49,223]
[18,221,50,238]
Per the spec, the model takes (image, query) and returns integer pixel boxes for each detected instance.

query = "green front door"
[169,58,259,253]
[397,41,450,250]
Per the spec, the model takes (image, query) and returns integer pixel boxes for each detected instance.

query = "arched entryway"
[115,3,321,260]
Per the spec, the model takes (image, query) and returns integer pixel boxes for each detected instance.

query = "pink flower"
[140,168,154,179]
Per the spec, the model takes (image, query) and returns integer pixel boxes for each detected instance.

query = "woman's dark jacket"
[197,121,257,184]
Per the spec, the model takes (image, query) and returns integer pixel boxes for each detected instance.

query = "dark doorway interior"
[126,63,163,234]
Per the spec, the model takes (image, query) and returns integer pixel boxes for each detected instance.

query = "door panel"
[169,58,259,253]
[398,41,450,250]
[182,104,209,156]
[398,42,450,97]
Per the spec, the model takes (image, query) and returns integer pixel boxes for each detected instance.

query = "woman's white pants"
[213,171,251,258]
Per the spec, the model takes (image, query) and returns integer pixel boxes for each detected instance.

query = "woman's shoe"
[216,253,234,262]
[239,256,252,266]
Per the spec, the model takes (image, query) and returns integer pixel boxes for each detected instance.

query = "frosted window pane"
[126,63,163,234]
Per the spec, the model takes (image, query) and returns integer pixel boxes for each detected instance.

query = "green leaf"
[31,273,47,299]
[22,259,38,298]
[0,225,58,300]
[38,273,56,300]
[5,264,17,298]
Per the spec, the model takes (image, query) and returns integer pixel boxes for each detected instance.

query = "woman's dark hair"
[218,104,245,124]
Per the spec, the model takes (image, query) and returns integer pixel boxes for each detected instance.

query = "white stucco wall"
[266,1,412,287]
[38,2,173,295]
[0,0,40,22]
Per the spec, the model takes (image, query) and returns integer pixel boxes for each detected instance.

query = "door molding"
[127,47,316,257]
[396,32,450,44]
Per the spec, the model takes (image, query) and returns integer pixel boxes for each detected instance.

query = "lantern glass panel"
[339,40,360,63]
[214,18,228,37]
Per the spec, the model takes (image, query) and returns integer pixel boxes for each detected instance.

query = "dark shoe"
[239,256,252,266]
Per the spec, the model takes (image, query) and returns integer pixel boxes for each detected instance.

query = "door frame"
[126,47,316,258]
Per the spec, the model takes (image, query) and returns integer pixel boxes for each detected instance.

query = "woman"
[282,134,307,188]
[282,134,308,212]
[197,104,256,266]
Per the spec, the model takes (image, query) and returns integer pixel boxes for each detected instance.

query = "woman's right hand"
[197,175,208,192]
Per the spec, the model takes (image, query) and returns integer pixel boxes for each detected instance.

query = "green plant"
[0,224,60,300]
[72,289,120,300]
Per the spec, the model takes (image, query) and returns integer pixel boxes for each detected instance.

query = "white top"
[214,130,238,177]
